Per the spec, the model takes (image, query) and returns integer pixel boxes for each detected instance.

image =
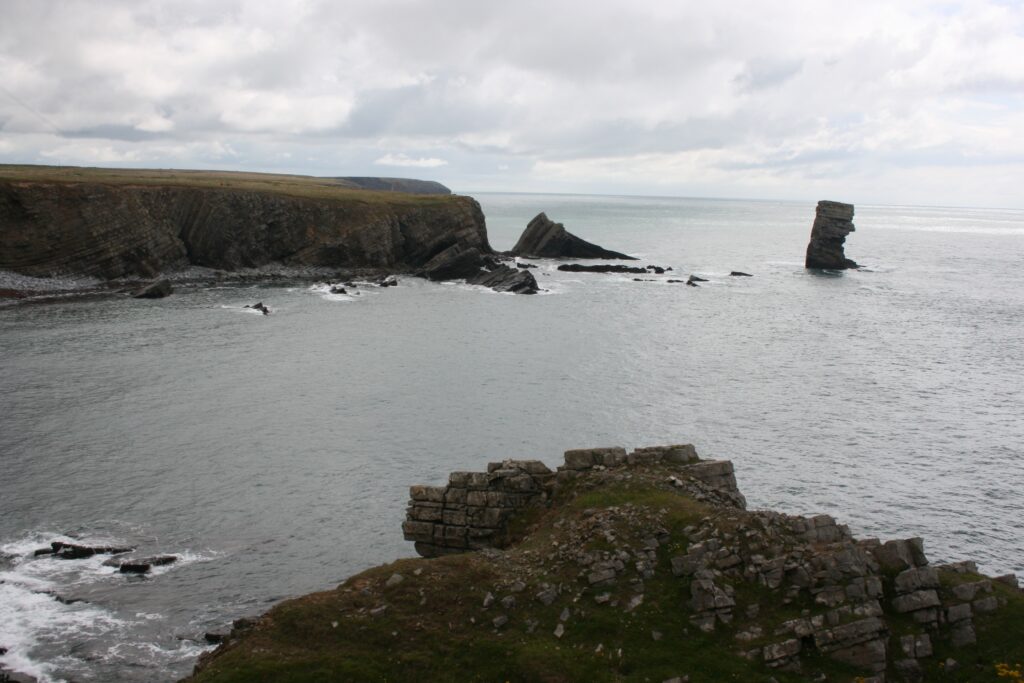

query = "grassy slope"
[0,164,455,206]
[184,471,1024,683]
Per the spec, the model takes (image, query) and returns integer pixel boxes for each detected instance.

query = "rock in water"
[805,201,859,270]
[132,279,173,298]
[512,213,636,260]
[467,265,539,294]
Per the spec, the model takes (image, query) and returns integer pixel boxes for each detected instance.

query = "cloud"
[374,153,448,168]
[0,0,1022,206]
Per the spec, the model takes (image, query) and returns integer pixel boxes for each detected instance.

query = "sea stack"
[805,200,858,270]
[511,212,636,260]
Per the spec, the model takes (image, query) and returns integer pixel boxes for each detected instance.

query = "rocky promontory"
[186,445,1023,683]
[806,200,859,270]
[0,165,507,290]
[512,212,636,260]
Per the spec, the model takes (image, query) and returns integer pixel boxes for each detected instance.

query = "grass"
[0,164,458,205]
[184,475,1024,683]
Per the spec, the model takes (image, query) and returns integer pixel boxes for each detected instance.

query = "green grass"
[0,164,457,205]
[185,478,1024,683]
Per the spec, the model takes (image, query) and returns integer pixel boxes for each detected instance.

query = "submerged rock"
[118,555,178,574]
[805,200,859,270]
[512,213,636,260]
[132,279,173,299]
[33,541,135,560]
[557,263,647,274]
[244,302,270,315]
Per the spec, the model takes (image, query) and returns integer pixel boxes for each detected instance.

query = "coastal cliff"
[0,166,487,280]
[186,446,1023,683]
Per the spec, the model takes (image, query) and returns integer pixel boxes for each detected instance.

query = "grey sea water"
[1,193,1023,682]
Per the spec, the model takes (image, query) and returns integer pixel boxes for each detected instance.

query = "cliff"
[0,166,486,280]
[186,445,1023,683]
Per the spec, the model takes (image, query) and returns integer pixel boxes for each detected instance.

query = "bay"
[1,193,1022,682]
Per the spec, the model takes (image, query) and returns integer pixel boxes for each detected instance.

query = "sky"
[1,0,1023,207]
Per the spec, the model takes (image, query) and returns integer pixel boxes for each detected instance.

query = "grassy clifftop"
[0,165,454,205]
[184,451,1024,683]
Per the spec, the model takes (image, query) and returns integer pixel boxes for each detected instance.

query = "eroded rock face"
[0,181,489,280]
[511,213,636,260]
[805,200,859,269]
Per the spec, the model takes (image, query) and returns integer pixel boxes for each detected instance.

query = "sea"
[1,193,1023,682]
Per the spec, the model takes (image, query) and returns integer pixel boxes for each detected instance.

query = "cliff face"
[0,179,488,279]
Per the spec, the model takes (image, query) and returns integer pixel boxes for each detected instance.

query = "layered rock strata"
[805,200,859,269]
[403,444,743,558]
[0,178,489,281]
[511,212,636,260]
[403,444,1021,679]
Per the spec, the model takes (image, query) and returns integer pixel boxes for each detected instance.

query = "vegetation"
[184,468,1024,682]
[0,164,456,205]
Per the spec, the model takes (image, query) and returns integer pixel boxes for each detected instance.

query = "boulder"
[805,200,859,270]
[245,302,270,315]
[512,213,636,260]
[132,279,173,299]
[467,265,539,294]
[118,555,178,574]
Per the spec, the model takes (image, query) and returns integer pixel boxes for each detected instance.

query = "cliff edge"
[0,165,486,280]
[186,445,1023,683]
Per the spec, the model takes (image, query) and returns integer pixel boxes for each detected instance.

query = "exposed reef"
[187,445,1023,683]
[511,212,636,260]
[806,200,859,270]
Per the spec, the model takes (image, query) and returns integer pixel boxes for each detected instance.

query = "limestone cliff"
[186,444,1023,683]
[0,166,487,280]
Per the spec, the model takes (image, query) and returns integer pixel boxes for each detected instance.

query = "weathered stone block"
[448,472,470,487]
[973,595,998,613]
[410,505,444,522]
[946,603,972,623]
[401,520,435,540]
[763,638,801,663]
[409,485,446,503]
[442,509,467,526]
[894,566,940,594]
[444,487,467,505]
[892,589,940,614]
[563,447,626,470]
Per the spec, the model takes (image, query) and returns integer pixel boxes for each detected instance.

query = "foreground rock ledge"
[805,200,859,270]
[187,445,1023,683]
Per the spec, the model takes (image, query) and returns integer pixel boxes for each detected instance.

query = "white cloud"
[0,0,1022,206]
[374,153,448,168]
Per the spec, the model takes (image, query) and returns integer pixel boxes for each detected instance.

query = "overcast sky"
[1,0,1023,207]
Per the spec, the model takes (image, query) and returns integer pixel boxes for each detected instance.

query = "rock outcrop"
[805,200,859,270]
[0,179,488,280]
[403,445,742,558]
[511,213,636,260]
[188,444,1023,682]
